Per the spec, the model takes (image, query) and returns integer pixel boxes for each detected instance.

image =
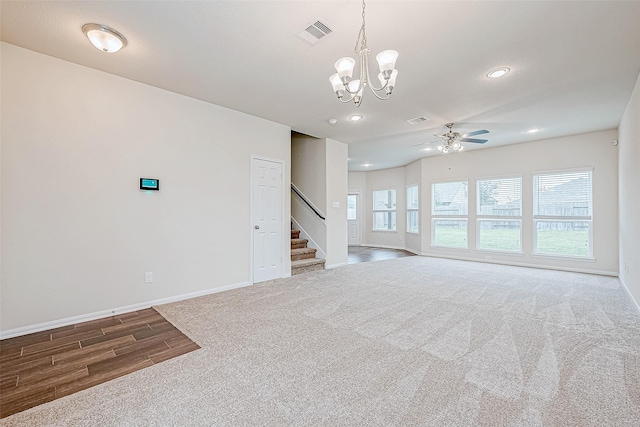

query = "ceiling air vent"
[296,19,333,45]
[407,116,429,125]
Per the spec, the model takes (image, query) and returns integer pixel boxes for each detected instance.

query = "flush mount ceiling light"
[486,67,510,79]
[329,0,399,107]
[82,24,127,53]
[349,114,364,122]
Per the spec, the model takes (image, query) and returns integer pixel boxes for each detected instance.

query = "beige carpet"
[2,257,639,426]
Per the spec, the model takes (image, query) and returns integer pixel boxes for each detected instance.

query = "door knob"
[254,225,260,229]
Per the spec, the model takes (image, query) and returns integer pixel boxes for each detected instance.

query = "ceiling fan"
[415,123,489,154]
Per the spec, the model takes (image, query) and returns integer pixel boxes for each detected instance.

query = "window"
[373,189,396,231]
[407,185,419,233]
[477,176,522,252]
[533,169,593,258]
[432,181,468,248]
[347,194,357,220]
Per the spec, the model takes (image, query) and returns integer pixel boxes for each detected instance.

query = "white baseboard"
[326,262,348,269]
[0,281,252,340]
[619,276,640,314]
[358,244,406,251]
[419,252,618,277]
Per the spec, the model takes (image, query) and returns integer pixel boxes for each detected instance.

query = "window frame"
[532,168,594,259]
[406,184,419,234]
[431,180,469,249]
[372,188,397,232]
[476,175,523,254]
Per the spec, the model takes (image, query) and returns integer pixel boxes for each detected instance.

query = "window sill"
[532,254,595,262]
[430,245,469,251]
[476,249,524,256]
[372,229,397,233]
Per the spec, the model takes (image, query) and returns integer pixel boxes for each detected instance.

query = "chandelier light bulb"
[335,57,356,82]
[348,79,361,93]
[329,73,344,98]
[378,69,398,94]
[452,141,461,150]
[376,50,399,76]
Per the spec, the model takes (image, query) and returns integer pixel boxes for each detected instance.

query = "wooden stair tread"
[291,238,308,245]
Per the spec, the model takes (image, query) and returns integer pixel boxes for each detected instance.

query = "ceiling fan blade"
[462,129,489,137]
[460,138,488,144]
[412,140,440,147]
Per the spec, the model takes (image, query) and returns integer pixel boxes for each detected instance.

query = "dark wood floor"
[348,246,416,264]
[0,308,199,418]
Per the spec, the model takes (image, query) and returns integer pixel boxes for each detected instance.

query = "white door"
[252,158,283,283]
[347,192,361,245]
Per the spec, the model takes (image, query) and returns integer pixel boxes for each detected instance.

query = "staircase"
[291,229,326,275]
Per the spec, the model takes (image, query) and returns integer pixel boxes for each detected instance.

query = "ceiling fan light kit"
[435,123,489,155]
[329,0,399,107]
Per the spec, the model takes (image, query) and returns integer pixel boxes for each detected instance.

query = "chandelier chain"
[354,0,368,54]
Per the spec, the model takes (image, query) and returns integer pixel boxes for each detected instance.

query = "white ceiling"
[2,1,640,171]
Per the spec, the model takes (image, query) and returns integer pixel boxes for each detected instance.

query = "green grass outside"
[478,229,521,252]
[434,227,589,256]
[536,230,589,257]
[434,227,467,248]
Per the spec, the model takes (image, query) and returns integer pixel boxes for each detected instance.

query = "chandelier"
[329,0,399,107]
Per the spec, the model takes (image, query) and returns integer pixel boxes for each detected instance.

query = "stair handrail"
[291,183,326,221]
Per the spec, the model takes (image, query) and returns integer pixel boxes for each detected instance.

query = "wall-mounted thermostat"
[140,178,159,191]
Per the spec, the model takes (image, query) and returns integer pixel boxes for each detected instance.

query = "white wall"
[349,130,619,275]
[619,71,640,306]
[1,43,291,333]
[325,139,348,268]
[420,130,618,274]
[363,167,407,249]
[348,172,366,193]
[291,133,326,213]
[405,160,422,254]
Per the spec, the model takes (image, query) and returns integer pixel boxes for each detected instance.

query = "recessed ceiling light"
[328,118,337,125]
[349,114,364,122]
[422,147,432,152]
[486,67,510,79]
[82,23,127,53]
[361,163,372,167]
[526,128,540,133]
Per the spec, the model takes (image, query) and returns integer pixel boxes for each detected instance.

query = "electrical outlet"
[145,272,153,283]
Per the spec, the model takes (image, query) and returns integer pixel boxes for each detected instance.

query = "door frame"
[348,189,362,246]
[250,155,287,283]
